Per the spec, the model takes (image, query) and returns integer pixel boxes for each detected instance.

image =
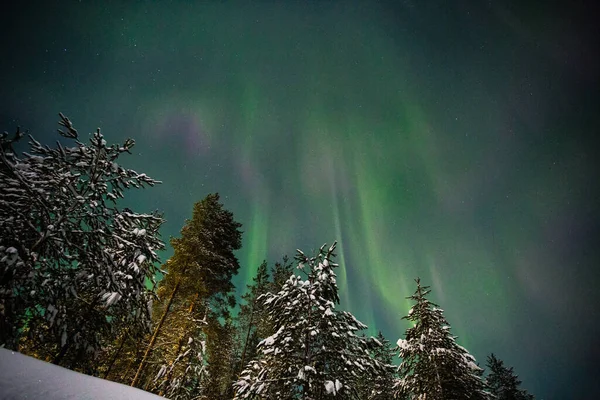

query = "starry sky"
[1,1,598,398]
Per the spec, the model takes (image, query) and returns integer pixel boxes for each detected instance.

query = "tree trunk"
[131,278,181,387]
[121,339,143,382]
[144,374,155,391]
[52,298,98,366]
[52,340,72,366]
[158,292,200,396]
[238,297,256,372]
[103,329,129,380]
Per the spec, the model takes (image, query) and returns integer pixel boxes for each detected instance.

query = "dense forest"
[0,116,535,399]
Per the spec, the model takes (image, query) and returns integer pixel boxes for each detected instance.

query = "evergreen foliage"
[486,354,534,400]
[0,114,164,368]
[233,242,388,399]
[150,304,208,399]
[271,255,295,292]
[131,193,243,396]
[369,331,396,400]
[235,256,294,376]
[394,278,491,400]
[355,330,397,400]
[168,193,243,316]
[97,326,149,382]
[203,316,238,400]
[0,114,539,400]
[237,260,272,374]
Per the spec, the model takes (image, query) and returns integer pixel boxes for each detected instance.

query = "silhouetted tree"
[486,353,535,400]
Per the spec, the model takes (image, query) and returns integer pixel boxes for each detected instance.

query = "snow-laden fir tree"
[368,331,397,400]
[233,242,388,399]
[0,114,164,368]
[486,354,534,400]
[354,330,397,400]
[394,278,491,400]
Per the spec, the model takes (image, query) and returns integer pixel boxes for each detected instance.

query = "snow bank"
[0,348,166,399]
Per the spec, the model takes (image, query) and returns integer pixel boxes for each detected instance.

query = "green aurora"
[1,1,598,398]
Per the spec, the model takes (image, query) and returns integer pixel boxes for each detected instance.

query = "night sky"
[1,1,598,398]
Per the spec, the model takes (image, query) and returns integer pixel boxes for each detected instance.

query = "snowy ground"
[0,348,166,399]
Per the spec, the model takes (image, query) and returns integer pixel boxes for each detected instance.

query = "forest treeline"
[0,115,535,399]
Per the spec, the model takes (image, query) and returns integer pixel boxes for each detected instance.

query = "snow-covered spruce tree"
[234,242,388,399]
[486,354,534,400]
[0,114,164,368]
[394,278,491,400]
[367,331,396,400]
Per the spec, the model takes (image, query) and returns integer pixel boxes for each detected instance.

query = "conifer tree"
[355,330,397,400]
[144,289,209,397]
[153,313,208,400]
[271,255,294,292]
[97,326,146,382]
[204,316,238,400]
[369,331,396,400]
[394,278,491,400]
[0,114,164,369]
[234,242,388,399]
[131,193,242,390]
[237,260,271,373]
[486,354,534,400]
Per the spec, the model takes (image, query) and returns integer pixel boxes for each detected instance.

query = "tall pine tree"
[203,316,238,400]
[395,278,491,400]
[131,193,242,392]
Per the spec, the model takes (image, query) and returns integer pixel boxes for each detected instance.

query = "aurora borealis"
[1,1,598,398]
